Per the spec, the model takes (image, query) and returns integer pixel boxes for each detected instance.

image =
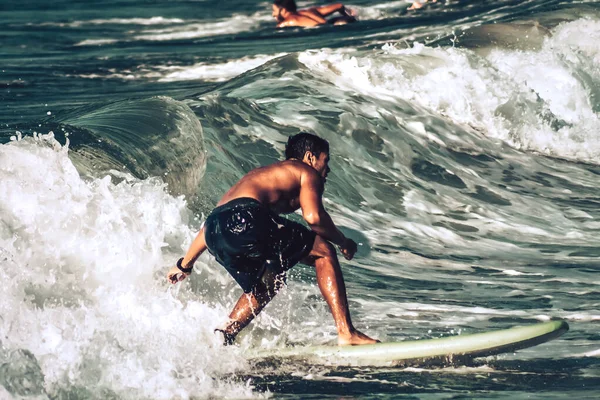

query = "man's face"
[272,4,283,21]
[312,152,331,182]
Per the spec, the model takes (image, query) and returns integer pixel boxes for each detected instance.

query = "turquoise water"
[1,0,599,398]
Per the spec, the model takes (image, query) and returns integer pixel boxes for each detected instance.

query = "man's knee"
[253,265,286,298]
[312,235,337,259]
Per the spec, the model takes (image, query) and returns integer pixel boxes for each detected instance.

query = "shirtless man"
[272,0,356,28]
[167,132,378,346]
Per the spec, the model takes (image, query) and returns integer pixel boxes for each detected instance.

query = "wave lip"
[48,96,206,198]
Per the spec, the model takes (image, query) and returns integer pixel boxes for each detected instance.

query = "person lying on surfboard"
[272,0,357,28]
[167,132,378,346]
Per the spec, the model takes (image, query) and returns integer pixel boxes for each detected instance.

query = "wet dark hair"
[285,132,329,160]
[273,0,297,12]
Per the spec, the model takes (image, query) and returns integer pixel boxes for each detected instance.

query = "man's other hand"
[339,238,358,260]
[167,265,189,284]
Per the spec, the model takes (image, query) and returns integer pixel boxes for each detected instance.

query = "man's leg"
[306,235,378,345]
[218,266,285,343]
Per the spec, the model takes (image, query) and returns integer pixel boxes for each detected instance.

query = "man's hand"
[339,238,358,260]
[167,265,190,284]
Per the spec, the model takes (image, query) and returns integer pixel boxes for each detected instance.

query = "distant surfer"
[408,0,438,10]
[167,132,378,346]
[272,0,357,28]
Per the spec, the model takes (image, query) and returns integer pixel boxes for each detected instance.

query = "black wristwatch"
[176,258,193,273]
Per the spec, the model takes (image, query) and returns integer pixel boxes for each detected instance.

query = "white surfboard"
[247,320,569,367]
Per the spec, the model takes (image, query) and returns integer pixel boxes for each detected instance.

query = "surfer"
[167,132,378,346]
[408,0,438,10]
[272,0,357,28]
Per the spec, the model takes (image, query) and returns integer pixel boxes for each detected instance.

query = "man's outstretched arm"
[167,226,207,283]
[312,3,352,17]
[299,170,356,258]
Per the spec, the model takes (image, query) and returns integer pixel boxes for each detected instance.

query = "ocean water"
[1,0,600,398]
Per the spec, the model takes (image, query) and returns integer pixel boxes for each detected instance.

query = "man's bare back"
[218,160,317,215]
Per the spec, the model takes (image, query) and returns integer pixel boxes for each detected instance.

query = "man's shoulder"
[274,159,318,177]
[276,159,308,171]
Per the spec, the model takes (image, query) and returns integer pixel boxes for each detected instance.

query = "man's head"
[285,132,329,160]
[272,0,297,21]
[285,132,331,180]
[273,0,297,12]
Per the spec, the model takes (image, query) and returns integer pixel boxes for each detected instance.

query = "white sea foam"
[0,134,256,398]
[564,314,600,322]
[134,13,271,41]
[298,18,600,164]
[74,38,119,46]
[581,349,600,357]
[157,54,287,82]
[404,365,497,374]
[350,1,413,20]
[502,269,523,276]
[73,54,285,82]
[358,300,539,325]
[74,12,271,46]
[38,16,185,28]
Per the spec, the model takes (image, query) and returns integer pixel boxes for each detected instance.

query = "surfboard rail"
[247,320,569,367]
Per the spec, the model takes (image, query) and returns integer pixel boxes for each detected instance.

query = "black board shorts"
[204,197,316,293]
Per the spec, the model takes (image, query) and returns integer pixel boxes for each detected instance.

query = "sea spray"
[298,18,600,163]
[0,134,256,399]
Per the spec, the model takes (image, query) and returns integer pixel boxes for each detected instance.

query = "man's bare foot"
[338,329,380,346]
[214,329,236,345]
